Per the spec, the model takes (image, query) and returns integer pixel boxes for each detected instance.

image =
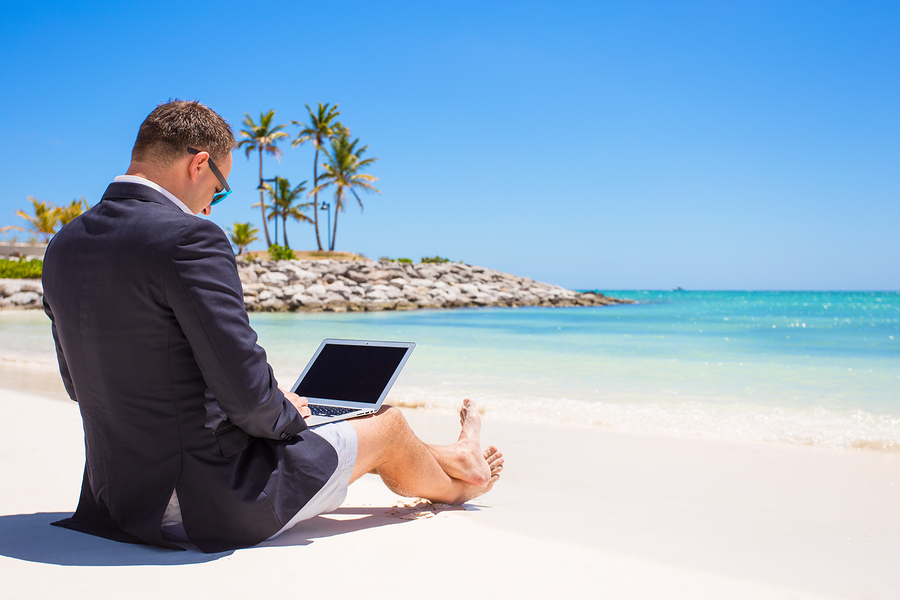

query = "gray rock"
[3,258,631,313]
[305,284,327,298]
[365,289,390,301]
[291,293,321,308]
[407,277,433,288]
[366,269,393,281]
[259,272,289,286]
[326,281,351,296]
[282,265,318,282]
[345,270,368,284]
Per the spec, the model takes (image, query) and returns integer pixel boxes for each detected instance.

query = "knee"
[351,405,412,468]
[373,404,413,437]
[377,404,406,426]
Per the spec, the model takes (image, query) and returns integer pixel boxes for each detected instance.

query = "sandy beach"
[1,372,898,600]
[2,2,897,597]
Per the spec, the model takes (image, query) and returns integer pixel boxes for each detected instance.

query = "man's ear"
[187,150,208,183]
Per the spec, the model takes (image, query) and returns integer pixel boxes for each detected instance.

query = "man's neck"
[125,161,202,215]
[125,163,180,196]
[114,175,193,215]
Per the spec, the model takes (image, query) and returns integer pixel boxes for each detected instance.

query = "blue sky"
[1,1,897,290]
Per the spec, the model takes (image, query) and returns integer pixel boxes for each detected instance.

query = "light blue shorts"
[268,420,358,539]
[160,420,358,543]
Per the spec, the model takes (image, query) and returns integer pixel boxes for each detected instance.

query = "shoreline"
[4,349,898,454]
[1,385,898,599]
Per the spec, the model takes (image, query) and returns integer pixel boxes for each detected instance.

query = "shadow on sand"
[0,502,478,566]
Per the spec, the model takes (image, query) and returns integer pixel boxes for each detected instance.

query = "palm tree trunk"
[258,149,271,247]
[312,146,323,251]
[283,213,289,249]
[331,203,339,251]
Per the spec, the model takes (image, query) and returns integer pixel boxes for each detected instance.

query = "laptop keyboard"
[309,404,359,417]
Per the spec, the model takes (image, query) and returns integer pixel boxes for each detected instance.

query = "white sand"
[1,386,898,600]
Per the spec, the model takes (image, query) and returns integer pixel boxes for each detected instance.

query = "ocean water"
[3,291,898,450]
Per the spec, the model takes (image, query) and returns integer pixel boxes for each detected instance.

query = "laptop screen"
[293,343,410,404]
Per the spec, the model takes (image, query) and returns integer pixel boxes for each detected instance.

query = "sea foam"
[390,386,900,452]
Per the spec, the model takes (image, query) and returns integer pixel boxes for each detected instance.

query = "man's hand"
[280,386,310,420]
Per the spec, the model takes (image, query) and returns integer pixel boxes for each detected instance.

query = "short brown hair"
[131,100,236,165]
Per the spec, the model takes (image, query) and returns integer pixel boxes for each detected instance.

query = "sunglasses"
[187,147,232,205]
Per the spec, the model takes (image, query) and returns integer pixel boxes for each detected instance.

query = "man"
[42,100,502,553]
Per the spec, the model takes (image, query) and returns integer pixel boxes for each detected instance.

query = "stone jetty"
[238,258,629,312]
[0,259,631,312]
[0,279,43,310]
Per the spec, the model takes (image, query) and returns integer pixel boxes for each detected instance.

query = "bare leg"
[349,401,503,505]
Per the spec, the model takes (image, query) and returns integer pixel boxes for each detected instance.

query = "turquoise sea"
[2,290,898,450]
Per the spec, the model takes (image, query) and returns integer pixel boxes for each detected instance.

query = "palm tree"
[15,197,59,241]
[251,195,278,242]
[292,103,343,251]
[1,196,88,242]
[57,197,88,227]
[265,176,310,249]
[310,132,380,251]
[228,222,259,255]
[238,110,290,247]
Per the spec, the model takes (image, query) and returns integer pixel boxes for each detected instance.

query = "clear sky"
[1,1,897,290]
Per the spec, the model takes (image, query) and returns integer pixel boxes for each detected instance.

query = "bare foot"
[485,446,504,481]
[458,397,482,440]
[450,445,505,504]
[455,399,493,486]
[428,399,493,487]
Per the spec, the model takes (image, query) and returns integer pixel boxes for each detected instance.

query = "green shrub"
[421,256,451,264]
[268,244,296,261]
[0,258,43,279]
[397,257,412,263]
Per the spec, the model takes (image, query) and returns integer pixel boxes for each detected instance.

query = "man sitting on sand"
[41,99,503,553]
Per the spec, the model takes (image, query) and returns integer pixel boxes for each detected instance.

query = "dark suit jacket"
[42,181,338,553]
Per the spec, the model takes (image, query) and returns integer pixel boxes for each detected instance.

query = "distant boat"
[673,286,683,291]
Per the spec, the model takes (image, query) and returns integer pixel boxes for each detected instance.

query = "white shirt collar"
[113,175,194,215]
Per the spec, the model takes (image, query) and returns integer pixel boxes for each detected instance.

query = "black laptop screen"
[294,344,409,404]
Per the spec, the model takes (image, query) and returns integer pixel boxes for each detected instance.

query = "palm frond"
[262,145,283,159]
[291,132,314,147]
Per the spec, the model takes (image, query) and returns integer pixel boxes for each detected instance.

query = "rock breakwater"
[0,279,43,310]
[238,258,630,312]
[0,260,631,312]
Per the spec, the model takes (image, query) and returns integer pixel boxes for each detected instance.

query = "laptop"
[289,338,416,426]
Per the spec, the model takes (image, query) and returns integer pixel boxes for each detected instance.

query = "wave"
[0,353,58,370]
[4,349,898,453]
[389,386,900,452]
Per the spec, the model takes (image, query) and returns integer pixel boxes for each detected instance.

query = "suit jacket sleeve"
[43,298,77,402]
[165,218,306,440]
